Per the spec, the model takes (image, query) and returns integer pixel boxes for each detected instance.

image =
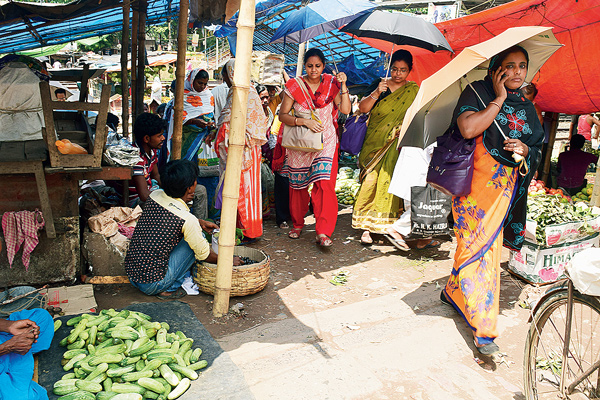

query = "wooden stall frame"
[0,161,56,238]
[39,81,111,168]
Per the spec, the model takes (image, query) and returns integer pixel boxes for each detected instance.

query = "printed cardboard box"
[509,234,599,284]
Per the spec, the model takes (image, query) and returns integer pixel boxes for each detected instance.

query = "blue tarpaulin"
[0,0,179,55]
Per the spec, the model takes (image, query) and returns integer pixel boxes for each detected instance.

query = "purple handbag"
[426,124,476,197]
[340,113,369,155]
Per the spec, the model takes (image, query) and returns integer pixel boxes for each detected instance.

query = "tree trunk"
[171,0,190,160]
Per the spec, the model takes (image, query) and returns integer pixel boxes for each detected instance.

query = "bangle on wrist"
[369,93,379,100]
[489,101,501,110]
[294,117,298,126]
[341,90,349,95]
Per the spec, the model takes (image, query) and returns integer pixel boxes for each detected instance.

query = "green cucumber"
[57,390,96,400]
[54,319,62,332]
[63,349,88,359]
[111,383,145,395]
[121,370,153,382]
[89,353,123,366]
[186,360,208,371]
[74,380,102,393]
[84,362,108,381]
[137,377,165,394]
[158,364,179,387]
[66,316,83,326]
[167,377,190,400]
[168,363,198,380]
[106,364,136,378]
[63,354,87,371]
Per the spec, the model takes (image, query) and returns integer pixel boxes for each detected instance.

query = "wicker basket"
[193,246,270,297]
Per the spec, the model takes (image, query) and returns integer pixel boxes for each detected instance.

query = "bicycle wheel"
[524,288,600,399]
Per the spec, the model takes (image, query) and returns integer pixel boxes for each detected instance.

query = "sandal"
[416,239,441,250]
[440,290,452,306]
[288,228,302,239]
[316,234,333,247]
[474,340,500,356]
[383,234,410,252]
[279,221,289,229]
[155,287,187,300]
[360,231,373,245]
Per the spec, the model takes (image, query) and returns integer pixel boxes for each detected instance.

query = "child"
[124,160,238,299]
[128,112,166,206]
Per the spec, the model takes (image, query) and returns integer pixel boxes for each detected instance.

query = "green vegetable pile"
[335,167,360,205]
[53,309,207,400]
[527,194,597,246]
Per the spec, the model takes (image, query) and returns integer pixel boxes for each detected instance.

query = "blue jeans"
[131,239,196,296]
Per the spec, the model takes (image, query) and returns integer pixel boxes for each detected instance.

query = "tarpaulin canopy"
[353,0,600,114]
[0,0,179,55]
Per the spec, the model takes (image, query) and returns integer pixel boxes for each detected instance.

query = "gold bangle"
[369,93,379,100]
[489,101,501,110]
[341,90,349,95]
[294,117,298,126]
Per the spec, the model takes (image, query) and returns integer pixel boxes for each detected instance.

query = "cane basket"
[193,246,270,296]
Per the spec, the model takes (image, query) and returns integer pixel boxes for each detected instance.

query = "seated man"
[557,134,599,195]
[0,309,53,400]
[124,159,239,299]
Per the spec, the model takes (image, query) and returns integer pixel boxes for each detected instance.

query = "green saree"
[351,81,418,234]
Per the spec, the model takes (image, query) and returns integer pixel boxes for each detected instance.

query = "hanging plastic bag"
[198,141,219,177]
[410,184,451,237]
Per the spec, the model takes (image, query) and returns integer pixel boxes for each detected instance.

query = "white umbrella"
[398,26,563,149]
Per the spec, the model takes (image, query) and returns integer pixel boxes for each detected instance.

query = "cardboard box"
[509,234,599,284]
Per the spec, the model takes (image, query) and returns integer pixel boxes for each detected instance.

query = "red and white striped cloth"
[1,210,45,270]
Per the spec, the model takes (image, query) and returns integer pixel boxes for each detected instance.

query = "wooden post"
[121,1,130,138]
[171,0,189,160]
[131,6,139,123]
[541,112,559,184]
[213,0,256,317]
[136,0,147,117]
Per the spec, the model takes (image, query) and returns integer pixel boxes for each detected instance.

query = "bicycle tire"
[523,288,600,399]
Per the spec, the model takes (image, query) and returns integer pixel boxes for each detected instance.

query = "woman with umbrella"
[278,48,351,247]
[351,50,419,246]
[440,46,544,355]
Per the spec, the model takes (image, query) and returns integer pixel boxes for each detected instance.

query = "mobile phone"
[501,73,508,79]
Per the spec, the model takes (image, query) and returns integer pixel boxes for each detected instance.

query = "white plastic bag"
[567,248,600,296]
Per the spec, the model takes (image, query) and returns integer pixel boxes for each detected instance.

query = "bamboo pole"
[136,0,147,117]
[213,0,256,317]
[171,0,189,160]
[121,1,130,138]
[131,6,139,123]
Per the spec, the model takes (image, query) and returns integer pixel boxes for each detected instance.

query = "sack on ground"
[410,185,451,237]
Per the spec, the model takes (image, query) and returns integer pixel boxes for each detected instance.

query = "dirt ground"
[93,206,542,399]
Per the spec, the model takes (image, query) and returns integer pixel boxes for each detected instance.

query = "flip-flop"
[474,341,500,356]
[440,291,452,306]
[417,239,441,250]
[384,234,410,252]
[155,287,187,300]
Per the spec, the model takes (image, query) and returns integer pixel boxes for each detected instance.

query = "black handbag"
[426,124,476,197]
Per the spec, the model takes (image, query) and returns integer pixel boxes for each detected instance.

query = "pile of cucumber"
[53,309,207,400]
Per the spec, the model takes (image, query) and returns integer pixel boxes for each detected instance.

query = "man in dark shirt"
[124,160,239,299]
[557,134,599,195]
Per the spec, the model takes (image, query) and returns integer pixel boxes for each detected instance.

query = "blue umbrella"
[270,0,377,71]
